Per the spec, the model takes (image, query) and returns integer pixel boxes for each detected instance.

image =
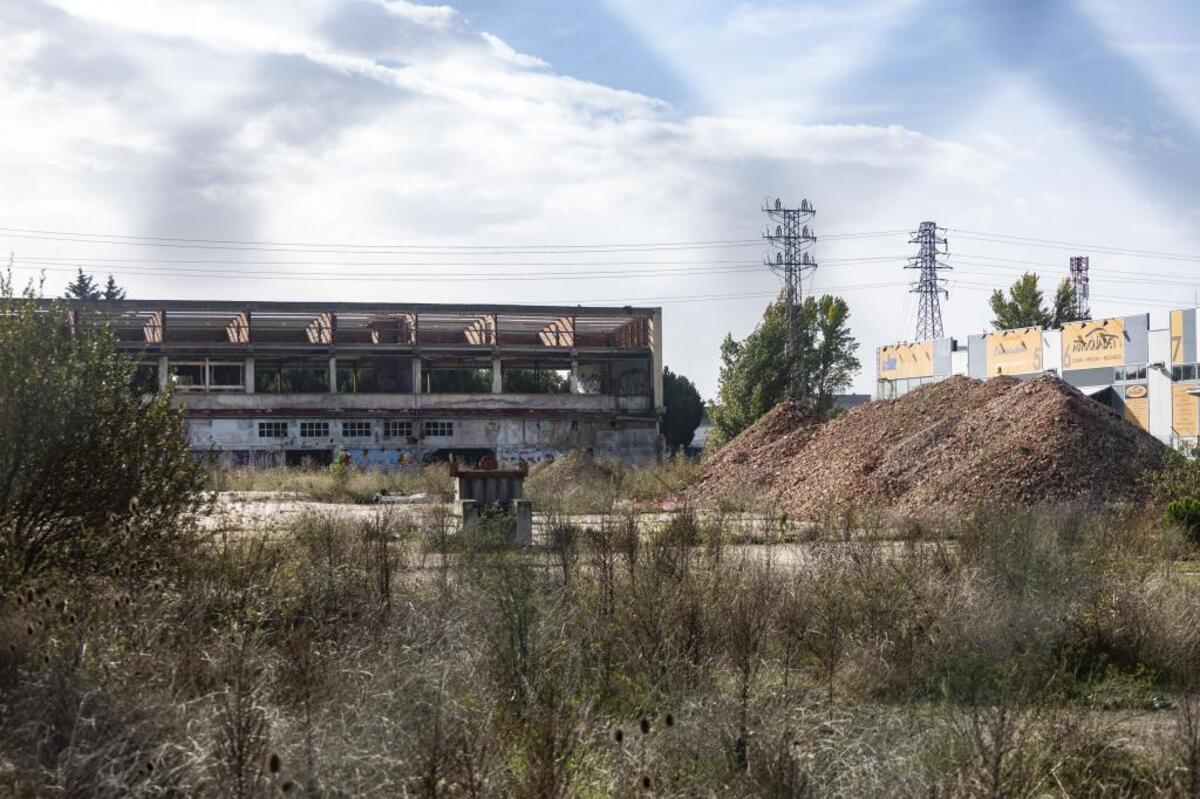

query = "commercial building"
[68,299,663,466]
[875,309,1200,447]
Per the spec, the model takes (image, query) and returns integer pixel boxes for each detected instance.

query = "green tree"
[661,366,704,451]
[989,272,1086,330]
[1,275,208,590]
[102,274,126,300]
[63,268,100,300]
[709,294,860,448]
[503,368,570,393]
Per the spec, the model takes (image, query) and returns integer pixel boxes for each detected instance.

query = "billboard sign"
[877,340,934,381]
[1124,384,1149,430]
[1173,383,1198,439]
[1062,317,1125,370]
[985,327,1043,376]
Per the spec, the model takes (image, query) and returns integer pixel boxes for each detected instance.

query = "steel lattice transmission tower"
[763,197,817,399]
[1069,256,1090,318]
[905,221,951,340]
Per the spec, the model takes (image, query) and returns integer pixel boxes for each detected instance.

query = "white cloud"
[14,0,1178,397]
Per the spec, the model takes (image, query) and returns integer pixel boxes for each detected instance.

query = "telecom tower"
[763,198,817,399]
[905,221,951,340]
[1069,256,1090,318]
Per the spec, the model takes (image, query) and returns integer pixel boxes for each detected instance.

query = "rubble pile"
[692,375,1169,515]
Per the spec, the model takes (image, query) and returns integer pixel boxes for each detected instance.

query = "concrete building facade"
[875,308,1200,448]
[69,299,664,467]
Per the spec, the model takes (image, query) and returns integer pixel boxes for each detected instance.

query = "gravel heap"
[691,374,1169,515]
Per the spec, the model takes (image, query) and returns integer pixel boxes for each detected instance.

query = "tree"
[102,274,126,301]
[0,275,208,591]
[709,294,860,448]
[989,272,1086,330]
[63,268,100,300]
[661,366,704,451]
[63,269,126,301]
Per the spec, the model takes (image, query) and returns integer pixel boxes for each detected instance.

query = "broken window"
[337,361,379,394]
[255,360,330,394]
[208,362,244,389]
[131,363,159,393]
[169,362,206,390]
[502,368,571,393]
[427,368,491,394]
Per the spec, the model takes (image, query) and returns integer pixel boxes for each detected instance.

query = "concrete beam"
[227,311,251,344]
[538,316,575,347]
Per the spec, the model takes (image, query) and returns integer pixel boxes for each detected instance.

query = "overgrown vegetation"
[4,501,1200,795]
[0,276,206,592]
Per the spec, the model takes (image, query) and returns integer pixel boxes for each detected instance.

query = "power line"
[953,229,1200,263]
[0,226,908,254]
[6,255,900,282]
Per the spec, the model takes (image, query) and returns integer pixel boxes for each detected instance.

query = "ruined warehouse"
[68,300,663,466]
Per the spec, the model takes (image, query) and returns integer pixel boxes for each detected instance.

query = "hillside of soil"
[691,374,1170,515]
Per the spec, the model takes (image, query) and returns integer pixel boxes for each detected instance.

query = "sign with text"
[985,327,1043,376]
[1062,317,1125,370]
[877,340,934,381]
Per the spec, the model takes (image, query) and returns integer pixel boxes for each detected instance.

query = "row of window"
[1174,363,1200,382]
[256,419,449,439]
[1114,364,1148,383]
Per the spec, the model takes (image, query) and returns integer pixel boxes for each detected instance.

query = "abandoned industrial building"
[65,299,663,466]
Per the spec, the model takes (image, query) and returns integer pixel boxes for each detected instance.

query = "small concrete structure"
[452,459,533,546]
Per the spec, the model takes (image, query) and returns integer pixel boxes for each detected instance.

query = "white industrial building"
[876,308,1200,446]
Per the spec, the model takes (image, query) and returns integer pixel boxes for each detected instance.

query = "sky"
[3,0,1200,396]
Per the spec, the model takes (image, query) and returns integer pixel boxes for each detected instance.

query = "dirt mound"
[692,375,1169,515]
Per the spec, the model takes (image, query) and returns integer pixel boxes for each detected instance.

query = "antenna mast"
[905,221,951,340]
[1069,255,1090,319]
[764,198,817,400]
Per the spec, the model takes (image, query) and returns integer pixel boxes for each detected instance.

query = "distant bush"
[1165,497,1200,544]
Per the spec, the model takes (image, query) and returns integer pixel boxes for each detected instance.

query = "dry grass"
[4,490,1200,795]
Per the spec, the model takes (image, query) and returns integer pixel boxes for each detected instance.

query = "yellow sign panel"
[1124,396,1149,431]
[877,340,934,381]
[1062,317,1126,370]
[1173,384,1198,438]
[985,327,1043,376]
[1171,309,1185,364]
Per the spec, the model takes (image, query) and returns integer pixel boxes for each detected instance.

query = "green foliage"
[1145,441,1200,505]
[989,272,1087,330]
[63,269,125,301]
[428,367,491,393]
[661,366,704,450]
[1165,497,1200,544]
[502,368,570,393]
[0,279,207,590]
[102,275,126,301]
[709,294,859,448]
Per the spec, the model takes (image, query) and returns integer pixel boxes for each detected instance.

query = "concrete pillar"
[491,355,502,394]
[328,355,337,394]
[570,356,581,394]
[652,308,665,413]
[411,357,423,394]
[244,356,255,394]
[158,355,169,390]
